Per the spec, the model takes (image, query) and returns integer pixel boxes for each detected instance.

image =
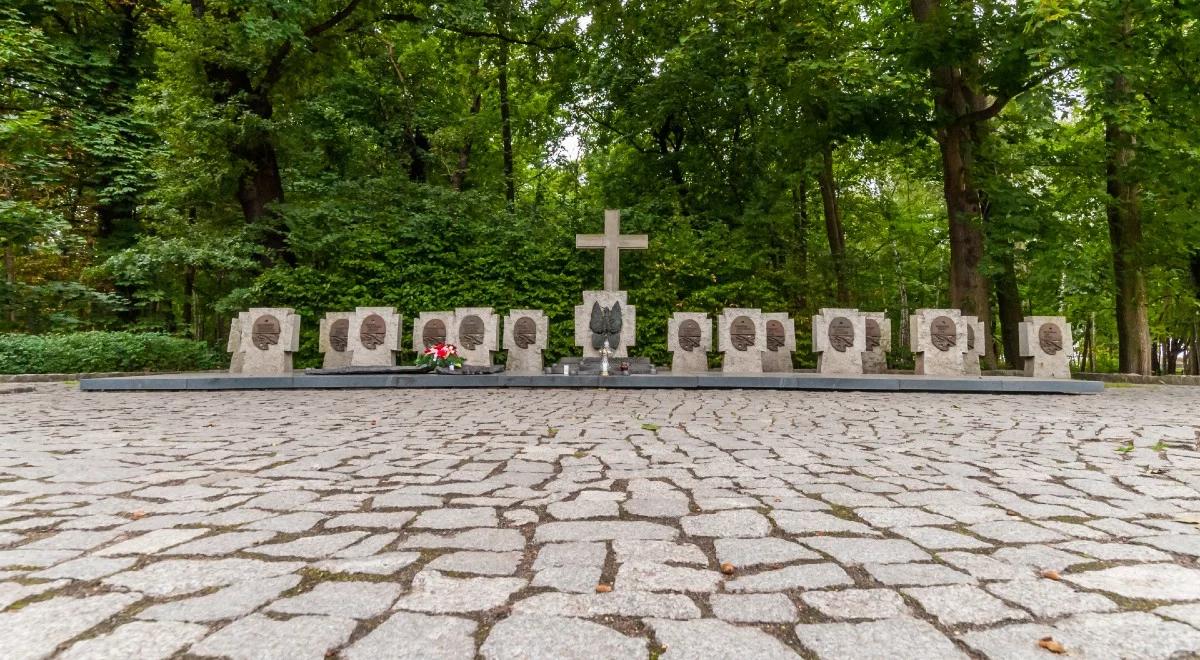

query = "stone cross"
[576,209,648,291]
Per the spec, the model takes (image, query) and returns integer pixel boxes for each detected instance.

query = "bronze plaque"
[329,318,349,352]
[459,315,485,350]
[730,316,756,351]
[828,317,854,353]
[865,318,881,350]
[679,319,702,352]
[1038,323,1063,355]
[251,314,280,351]
[514,317,537,349]
[766,320,787,352]
[360,313,387,350]
[966,323,976,351]
[422,318,446,348]
[930,316,957,352]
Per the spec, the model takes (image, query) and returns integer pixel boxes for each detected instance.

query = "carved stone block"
[812,308,867,375]
[909,309,967,376]
[717,308,766,374]
[232,308,300,375]
[861,312,891,374]
[667,312,712,374]
[347,307,402,367]
[453,307,500,366]
[503,309,549,374]
[318,312,354,369]
[962,315,985,376]
[574,291,636,358]
[1018,316,1073,379]
[762,313,796,373]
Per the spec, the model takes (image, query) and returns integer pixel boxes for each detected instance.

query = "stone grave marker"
[861,312,891,374]
[812,308,866,375]
[347,307,402,367]
[667,312,712,374]
[232,308,300,375]
[718,308,766,373]
[762,313,797,372]
[962,315,985,376]
[1019,316,1073,378]
[318,312,354,369]
[503,310,548,374]
[909,309,966,376]
[454,307,500,366]
[413,311,455,356]
[575,291,637,358]
[226,312,249,373]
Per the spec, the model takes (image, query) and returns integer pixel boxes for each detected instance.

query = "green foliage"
[0,332,225,374]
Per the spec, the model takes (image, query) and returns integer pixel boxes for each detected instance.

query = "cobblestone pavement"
[2,384,1200,659]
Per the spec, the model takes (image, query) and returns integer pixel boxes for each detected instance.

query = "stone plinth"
[962,315,985,376]
[226,312,250,373]
[235,308,300,375]
[347,307,402,367]
[718,308,766,374]
[453,308,500,366]
[762,313,797,373]
[812,308,866,375]
[503,310,549,374]
[1019,316,1073,379]
[909,309,966,376]
[575,291,637,358]
[318,312,354,369]
[862,312,891,374]
[413,312,455,356]
[667,313,712,374]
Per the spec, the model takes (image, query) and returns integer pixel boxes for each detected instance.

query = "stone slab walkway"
[1,384,1199,659]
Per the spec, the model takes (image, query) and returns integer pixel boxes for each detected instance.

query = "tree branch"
[951,63,1070,127]
[305,0,363,38]
[378,13,577,52]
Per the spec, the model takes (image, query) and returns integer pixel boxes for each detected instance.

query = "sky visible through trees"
[1,0,1197,374]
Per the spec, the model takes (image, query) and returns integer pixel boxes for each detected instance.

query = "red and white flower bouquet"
[415,342,465,370]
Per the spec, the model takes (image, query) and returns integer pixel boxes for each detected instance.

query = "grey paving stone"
[547,499,619,520]
[324,512,415,529]
[615,561,722,592]
[801,537,931,564]
[624,494,690,518]
[531,565,603,593]
[138,574,300,622]
[333,531,398,558]
[864,562,974,586]
[613,540,706,565]
[904,584,1029,626]
[681,510,771,537]
[1064,563,1200,601]
[482,614,647,660]
[371,492,443,509]
[1053,540,1171,562]
[427,551,521,575]
[795,617,968,660]
[162,530,276,556]
[533,541,606,568]
[393,570,526,613]
[650,618,800,659]
[312,551,421,575]
[967,521,1066,544]
[58,621,207,660]
[854,507,954,528]
[0,579,69,609]
[800,589,909,620]
[985,578,1117,618]
[724,563,853,592]
[534,521,677,543]
[936,552,1029,581]
[0,593,141,660]
[189,613,356,660]
[961,613,1200,660]
[512,591,701,619]
[20,530,122,550]
[893,525,992,550]
[713,537,821,567]
[269,581,400,618]
[990,545,1088,571]
[958,622,1072,659]
[104,558,303,597]
[248,531,366,558]
[242,511,326,533]
[711,593,797,623]
[1134,534,1200,557]
[95,528,209,556]
[398,528,525,551]
[29,556,135,581]
[411,507,498,529]
[342,612,477,660]
[1155,603,1200,629]
[772,511,878,536]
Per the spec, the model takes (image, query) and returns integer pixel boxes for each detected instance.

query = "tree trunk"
[498,40,515,208]
[3,242,14,325]
[792,177,809,310]
[817,144,850,305]
[182,265,196,338]
[994,249,1023,368]
[406,128,431,182]
[451,92,483,191]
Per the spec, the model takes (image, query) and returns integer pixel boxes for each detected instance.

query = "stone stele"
[861,312,891,374]
[235,308,300,375]
[413,311,456,356]
[318,311,354,369]
[453,307,500,366]
[812,308,867,375]
[226,312,250,373]
[717,308,766,374]
[667,312,712,374]
[1019,315,1073,379]
[962,315,986,376]
[347,307,402,367]
[762,313,797,373]
[503,310,549,374]
[574,291,637,358]
[909,308,967,376]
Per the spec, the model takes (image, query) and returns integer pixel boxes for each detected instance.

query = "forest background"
[2,0,1198,373]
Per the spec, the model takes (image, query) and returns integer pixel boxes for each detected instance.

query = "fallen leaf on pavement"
[720,562,736,575]
[1038,637,1066,654]
[1040,569,1061,581]
[595,584,612,593]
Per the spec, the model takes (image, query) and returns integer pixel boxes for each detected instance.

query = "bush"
[0,332,226,374]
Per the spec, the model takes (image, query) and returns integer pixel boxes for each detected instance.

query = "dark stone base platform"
[79,372,1104,394]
